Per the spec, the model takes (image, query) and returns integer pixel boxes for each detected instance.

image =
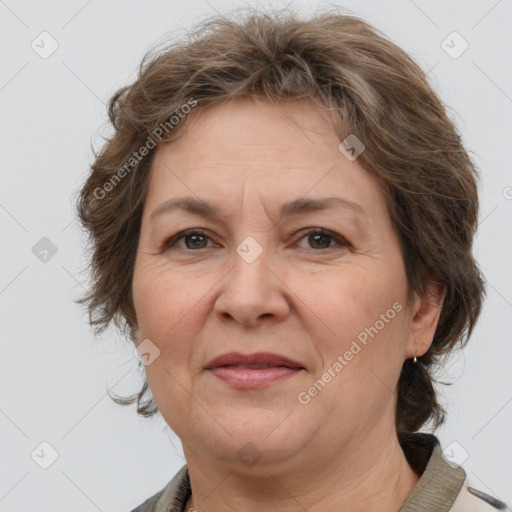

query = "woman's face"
[132,98,439,471]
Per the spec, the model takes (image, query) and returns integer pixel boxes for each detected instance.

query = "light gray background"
[1,0,511,510]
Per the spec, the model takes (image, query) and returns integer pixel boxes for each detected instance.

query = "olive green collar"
[399,434,466,511]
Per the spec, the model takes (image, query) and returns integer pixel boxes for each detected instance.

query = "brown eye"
[182,233,208,249]
[296,229,348,250]
[307,232,332,249]
[162,229,212,251]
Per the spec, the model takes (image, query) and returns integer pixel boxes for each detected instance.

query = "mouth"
[207,366,303,388]
[205,352,305,389]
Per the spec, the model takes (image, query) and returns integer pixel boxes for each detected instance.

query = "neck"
[183,427,420,512]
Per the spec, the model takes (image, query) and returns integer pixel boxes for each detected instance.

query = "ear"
[406,281,447,359]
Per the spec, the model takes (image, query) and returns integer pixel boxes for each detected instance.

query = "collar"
[399,433,466,511]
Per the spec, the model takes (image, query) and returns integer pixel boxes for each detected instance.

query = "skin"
[131,98,446,511]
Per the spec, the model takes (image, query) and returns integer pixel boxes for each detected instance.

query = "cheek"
[133,263,205,340]
[300,269,408,387]
[304,270,397,342]
[131,262,223,397]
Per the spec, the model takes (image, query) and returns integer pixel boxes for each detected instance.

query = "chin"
[181,410,314,471]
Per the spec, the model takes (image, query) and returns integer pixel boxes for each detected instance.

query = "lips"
[205,352,304,389]
[204,352,303,370]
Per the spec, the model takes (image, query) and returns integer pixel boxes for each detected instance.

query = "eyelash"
[160,228,349,252]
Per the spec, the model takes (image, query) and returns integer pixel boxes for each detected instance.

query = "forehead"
[145,98,386,222]
[154,98,342,166]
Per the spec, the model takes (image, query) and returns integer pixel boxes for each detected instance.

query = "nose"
[213,243,291,328]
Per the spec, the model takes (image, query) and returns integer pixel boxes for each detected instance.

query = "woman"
[76,8,509,511]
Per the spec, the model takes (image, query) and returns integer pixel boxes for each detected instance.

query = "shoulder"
[399,433,510,512]
[130,488,165,512]
[450,476,510,511]
[130,465,190,512]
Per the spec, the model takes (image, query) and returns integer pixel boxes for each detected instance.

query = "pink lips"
[205,352,304,389]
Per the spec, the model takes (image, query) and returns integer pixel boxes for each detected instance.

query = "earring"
[413,353,418,364]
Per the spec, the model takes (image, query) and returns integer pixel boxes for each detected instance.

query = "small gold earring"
[413,354,418,364]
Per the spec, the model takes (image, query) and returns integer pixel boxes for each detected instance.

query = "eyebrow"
[149,196,366,223]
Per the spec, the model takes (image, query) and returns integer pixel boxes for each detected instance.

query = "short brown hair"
[76,7,485,434]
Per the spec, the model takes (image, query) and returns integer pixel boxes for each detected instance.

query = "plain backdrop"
[1,0,511,510]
